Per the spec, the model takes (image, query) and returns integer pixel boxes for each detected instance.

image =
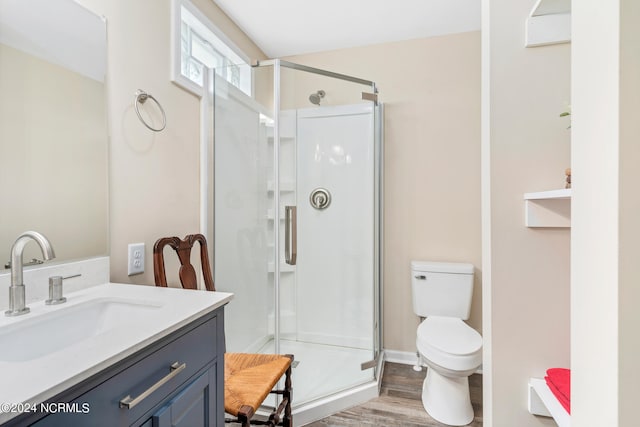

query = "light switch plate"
[127,243,145,276]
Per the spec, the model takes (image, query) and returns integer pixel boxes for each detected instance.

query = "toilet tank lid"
[411,261,474,274]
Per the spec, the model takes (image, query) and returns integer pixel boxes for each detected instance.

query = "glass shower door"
[276,62,379,404]
[213,60,382,410]
[213,65,274,354]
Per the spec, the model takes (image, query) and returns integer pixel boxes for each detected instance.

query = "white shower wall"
[294,104,374,350]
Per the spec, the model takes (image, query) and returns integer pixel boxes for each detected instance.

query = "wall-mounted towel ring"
[134,89,166,132]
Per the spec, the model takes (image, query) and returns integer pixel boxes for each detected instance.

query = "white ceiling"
[0,0,106,81]
[212,0,481,58]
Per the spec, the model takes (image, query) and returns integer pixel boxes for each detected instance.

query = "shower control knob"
[310,188,331,210]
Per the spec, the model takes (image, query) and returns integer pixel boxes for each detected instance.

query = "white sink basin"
[0,282,233,425]
[0,298,161,362]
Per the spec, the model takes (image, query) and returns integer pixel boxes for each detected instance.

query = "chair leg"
[237,405,254,427]
[282,354,293,427]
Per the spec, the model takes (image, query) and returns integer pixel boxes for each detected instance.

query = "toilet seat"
[417,317,482,372]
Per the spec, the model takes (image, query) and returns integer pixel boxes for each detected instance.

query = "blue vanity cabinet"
[150,367,217,427]
[15,306,226,427]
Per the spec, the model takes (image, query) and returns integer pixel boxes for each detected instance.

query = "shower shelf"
[267,181,295,192]
[266,136,295,143]
[267,262,295,273]
[266,208,286,221]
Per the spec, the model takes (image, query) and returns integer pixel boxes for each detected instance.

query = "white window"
[172,0,252,97]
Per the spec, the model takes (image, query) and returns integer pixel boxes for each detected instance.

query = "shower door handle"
[285,206,297,265]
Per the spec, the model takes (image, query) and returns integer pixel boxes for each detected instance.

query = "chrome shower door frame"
[253,59,384,381]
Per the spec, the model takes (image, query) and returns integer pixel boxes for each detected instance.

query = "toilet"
[411,261,482,426]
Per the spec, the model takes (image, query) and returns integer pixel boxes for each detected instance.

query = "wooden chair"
[153,234,293,427]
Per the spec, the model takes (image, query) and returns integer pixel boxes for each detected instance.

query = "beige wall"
[68,1,480,354]
[0,43,108,264]
[572,0,640,425]
[75,0,266,284]
[286,32,482,352]
[483,0,571,426]
[617,2,640,424]
[72,0,480,355]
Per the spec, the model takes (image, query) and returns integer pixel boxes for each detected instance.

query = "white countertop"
[0,283,233,424]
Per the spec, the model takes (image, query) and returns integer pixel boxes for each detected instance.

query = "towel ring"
[134,89,166,132]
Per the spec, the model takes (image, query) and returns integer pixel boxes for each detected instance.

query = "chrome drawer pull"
[119,361,186,409]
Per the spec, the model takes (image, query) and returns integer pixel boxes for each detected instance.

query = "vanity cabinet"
[148,368,216,427]
[10,307,225,427]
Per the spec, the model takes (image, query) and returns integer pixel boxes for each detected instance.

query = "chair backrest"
[153,233,215,291]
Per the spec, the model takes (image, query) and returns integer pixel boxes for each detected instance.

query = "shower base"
[257,338,381,425]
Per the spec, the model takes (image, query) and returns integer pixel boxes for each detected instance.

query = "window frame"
[170,0,252,98]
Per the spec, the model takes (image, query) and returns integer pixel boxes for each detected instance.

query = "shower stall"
[211,59,383,423]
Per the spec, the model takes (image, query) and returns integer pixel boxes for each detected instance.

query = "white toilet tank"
[411,261,475,320]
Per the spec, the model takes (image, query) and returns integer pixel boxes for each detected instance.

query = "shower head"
[309,90,326,105]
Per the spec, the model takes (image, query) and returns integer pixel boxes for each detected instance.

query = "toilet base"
[422,367,474,426]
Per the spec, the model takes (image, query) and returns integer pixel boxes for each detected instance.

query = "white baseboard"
[383,349,420,365]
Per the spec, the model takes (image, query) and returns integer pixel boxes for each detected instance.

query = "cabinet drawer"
[33,314,219,427]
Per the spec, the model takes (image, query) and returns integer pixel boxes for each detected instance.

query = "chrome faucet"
[5,231,55,317]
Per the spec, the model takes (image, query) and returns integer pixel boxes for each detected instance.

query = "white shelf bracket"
[525,0,572,48]
[528,380,552,417]
[528,378,571,427]
[524,189,571,228]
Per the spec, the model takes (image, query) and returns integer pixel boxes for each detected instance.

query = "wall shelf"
[528,378,570,427]
[525,0,571,48]
[524,188,571,228]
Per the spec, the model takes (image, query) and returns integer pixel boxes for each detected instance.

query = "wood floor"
[226,362,482,426]
[304,362,483,427]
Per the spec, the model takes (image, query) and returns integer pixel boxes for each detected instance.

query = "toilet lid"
[417,317,482,356]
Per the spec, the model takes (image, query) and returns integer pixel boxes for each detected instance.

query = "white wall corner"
[525,13,572,48]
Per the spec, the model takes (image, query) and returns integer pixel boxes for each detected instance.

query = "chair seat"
[224,353,293,416]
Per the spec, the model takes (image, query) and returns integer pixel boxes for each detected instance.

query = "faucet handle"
[45,275,67,305]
